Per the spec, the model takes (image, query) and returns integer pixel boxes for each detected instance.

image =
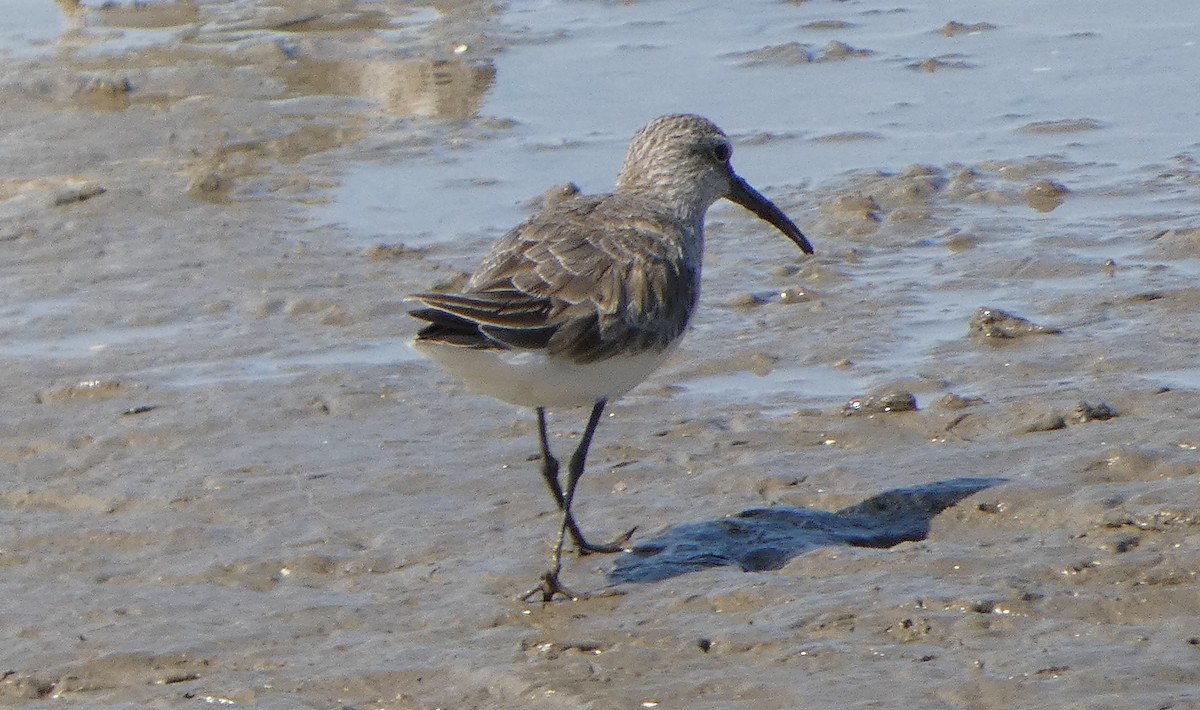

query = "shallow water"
[1,0,194,58]
[322,0,1199,237]
[0,0,66,57]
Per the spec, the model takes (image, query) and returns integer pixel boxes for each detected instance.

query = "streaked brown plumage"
[411,195,698,363]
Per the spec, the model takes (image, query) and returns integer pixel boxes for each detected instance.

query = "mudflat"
[3,2,1199,708]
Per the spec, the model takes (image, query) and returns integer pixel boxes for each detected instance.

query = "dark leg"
[534,405,634,556]
[522,399,630,603]
[560,399,608,522]
[535,407,563,506]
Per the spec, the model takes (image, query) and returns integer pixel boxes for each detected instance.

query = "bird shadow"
[608,476,1005,584]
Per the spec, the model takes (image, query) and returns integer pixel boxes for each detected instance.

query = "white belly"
[412,339,677,409]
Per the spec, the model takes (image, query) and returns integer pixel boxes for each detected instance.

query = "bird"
[407,114,814,601]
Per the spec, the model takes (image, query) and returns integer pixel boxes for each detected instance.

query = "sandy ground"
[3,1,1200,708]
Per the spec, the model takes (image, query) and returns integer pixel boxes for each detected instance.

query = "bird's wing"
[410,195,698,363]
[408,290,558,349]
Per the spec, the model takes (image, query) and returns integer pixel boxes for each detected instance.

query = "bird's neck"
[615,180,710,233]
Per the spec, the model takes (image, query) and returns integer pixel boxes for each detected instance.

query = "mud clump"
[1018,401,1118,433]
[939,21,997,37]
[732,42,813,65]
[36,379,123,404]
[1021,118,1105,134]
[935,393,984,410]
[842,389,918,416]
[52,181,106,206]
[1021,411,1067,433]
[968,307,1061,340]
[1025,179,1069,212]
[819,40,873,61]
[1073,401,1118,423]
[912,56,976,72]
[74,76,132,111]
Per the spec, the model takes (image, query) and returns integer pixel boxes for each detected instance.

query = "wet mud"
[2,1,1200,708]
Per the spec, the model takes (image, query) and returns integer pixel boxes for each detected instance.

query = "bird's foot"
[573,526,637,556]
[520,570,584,603]
[519,570,626,604]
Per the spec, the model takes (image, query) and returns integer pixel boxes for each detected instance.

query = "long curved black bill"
[726,174,814,255]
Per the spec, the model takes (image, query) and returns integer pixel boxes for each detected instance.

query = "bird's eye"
[712,143,731,162]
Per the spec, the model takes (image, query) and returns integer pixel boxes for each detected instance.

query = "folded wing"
[409,195,698,364]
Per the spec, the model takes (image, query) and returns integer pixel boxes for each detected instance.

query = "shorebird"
[408,114,813,601]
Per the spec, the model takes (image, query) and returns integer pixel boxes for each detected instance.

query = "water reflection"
[58,0,200,30]
[281,56,496,118]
